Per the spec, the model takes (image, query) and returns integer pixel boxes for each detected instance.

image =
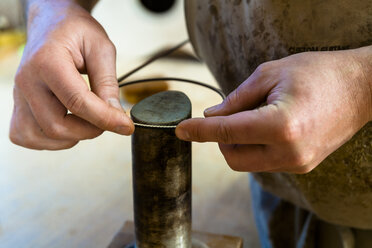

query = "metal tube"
[130,91,192,248]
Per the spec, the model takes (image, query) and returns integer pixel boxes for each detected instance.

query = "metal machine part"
[130,91,192,248]
[109,90,242,248]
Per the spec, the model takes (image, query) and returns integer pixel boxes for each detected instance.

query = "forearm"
[22,0,99,12]
[21,0,100,43]
[22,0,99,25]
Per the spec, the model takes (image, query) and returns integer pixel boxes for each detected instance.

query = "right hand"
[10,0,134,150]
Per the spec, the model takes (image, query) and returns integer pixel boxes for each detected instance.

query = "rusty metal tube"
[130,91,192,248]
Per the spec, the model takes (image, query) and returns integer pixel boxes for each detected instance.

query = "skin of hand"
[10,0,134,150]
[176,46,372,174]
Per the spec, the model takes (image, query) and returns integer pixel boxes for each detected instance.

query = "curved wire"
[119,78,225,129]
[116,40,226,129]
[119,77,226,100]
[118,39,190,83]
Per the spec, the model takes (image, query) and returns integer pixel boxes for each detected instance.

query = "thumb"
[204,65,275,117]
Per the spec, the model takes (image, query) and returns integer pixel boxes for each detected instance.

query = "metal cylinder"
[130,91,192,248]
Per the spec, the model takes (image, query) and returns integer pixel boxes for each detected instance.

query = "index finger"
[40,54,134,135]
[176,105,281,144]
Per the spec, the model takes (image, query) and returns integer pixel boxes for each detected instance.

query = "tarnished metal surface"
[130,91,192,248]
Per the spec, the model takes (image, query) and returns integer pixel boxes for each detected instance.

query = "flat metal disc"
[131,91,191,126]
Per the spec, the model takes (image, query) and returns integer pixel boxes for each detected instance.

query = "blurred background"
[0,0,259,247]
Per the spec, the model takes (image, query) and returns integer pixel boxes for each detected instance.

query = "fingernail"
[176,128,190,141]
[204,104,220,116]
[108,98,123,111]
[115,125,131,135]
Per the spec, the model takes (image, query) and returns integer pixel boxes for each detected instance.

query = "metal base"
[108,221,243,248]
[124,239,208,248]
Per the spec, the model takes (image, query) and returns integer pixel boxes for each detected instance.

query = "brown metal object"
[130,91,192,248]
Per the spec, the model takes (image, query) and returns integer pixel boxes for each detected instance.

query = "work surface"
[0,51,259,248]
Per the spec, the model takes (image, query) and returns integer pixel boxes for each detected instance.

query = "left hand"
[176,48,372,173]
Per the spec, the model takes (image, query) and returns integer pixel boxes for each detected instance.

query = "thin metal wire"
[117,39,190,83]
[119,77,226,99]
[119,78,226,129]
[117,40,226,129]
[132,123,178,129]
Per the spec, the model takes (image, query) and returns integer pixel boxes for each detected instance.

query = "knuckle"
[191,124,203,142]
[218,143,244,172]
[96,110,115,129]
[9,120,31,148]
[66,92,86,114]
[31,48,51,69]
[279,116,302,143]
[102,40,116,55]
[14,70,27,88]
[223,149,244,172]
[219,144,235,169]
[223,95,233,108]
[15,49,50,86]
[86,129,104,139]
[289,150,313,168]
[9,128,22,146]
[95,75,118,90]
[42,123,64,139]
[228,162,244,172]
[59,141,79,150]
[224,89,240,108]
[294,165,315,174]
[255,62,272,76]
[9,127,37,149]
[216,120,232,144]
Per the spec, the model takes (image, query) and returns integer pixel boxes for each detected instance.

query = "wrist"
[25,0,95,26]
[334,46,372,128]
[24,0,93,43]
[352,46,372,122]
[25,0,73,26]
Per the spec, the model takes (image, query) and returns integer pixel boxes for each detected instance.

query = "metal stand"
[108,91,243,248]
[131,91,192,248]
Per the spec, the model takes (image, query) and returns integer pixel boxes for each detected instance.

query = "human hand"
[10,0,134,150]
[176,48,372,173]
